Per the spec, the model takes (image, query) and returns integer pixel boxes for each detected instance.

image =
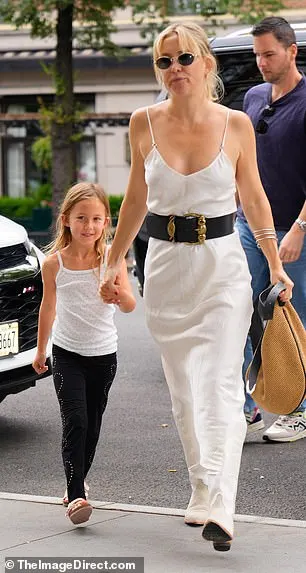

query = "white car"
[0,215,51,402]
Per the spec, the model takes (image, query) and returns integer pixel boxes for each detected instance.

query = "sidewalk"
[0,493,305,573]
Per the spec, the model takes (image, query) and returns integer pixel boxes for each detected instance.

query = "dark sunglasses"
[255,105,276,134]
[155,52,196,70]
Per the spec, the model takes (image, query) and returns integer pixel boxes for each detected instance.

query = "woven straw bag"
[246,282,306,415]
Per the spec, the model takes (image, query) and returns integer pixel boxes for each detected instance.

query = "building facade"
[0,5,305,198]
[0,7,159,198]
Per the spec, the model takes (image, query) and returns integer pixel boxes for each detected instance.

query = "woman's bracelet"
[253,227,277,248]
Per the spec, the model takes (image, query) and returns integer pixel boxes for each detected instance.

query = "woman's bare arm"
[107,109,149,268]
[101,109,150,299]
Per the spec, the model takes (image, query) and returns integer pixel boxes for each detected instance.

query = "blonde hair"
[47,182,111,258]
[153,22,223,101]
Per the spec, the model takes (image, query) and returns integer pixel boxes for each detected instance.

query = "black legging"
[52,344,117,503]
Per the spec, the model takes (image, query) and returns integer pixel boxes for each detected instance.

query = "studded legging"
[52,344,117,503]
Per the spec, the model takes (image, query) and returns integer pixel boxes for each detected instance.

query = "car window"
[216,51,261,109]
[216,46,306,110]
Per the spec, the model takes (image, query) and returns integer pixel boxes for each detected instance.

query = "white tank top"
[52,248,117,356]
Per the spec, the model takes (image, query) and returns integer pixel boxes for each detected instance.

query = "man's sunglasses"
[155,53,197,70]
[255,105,276,134]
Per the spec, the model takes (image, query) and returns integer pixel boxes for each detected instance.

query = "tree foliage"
[0,1,127,50]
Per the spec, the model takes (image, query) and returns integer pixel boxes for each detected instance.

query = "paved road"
[0,276,305,520]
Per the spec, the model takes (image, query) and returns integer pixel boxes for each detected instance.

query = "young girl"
[32,182,136,526]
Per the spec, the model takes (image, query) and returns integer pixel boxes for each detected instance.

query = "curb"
[1,492,306,529]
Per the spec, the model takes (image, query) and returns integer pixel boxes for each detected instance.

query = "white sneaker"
[263,411,306,442]
[245,407,265,434]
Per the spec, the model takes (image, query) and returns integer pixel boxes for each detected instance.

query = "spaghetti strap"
[220,109,230,150]
[56,251,63,269]
[146,108,156,147]
[99,245,110,282]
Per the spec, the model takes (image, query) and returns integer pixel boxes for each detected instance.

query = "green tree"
[0,0,283,219]
[0,0,130,218]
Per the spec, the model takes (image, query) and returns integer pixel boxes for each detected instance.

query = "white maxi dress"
[143,107,253,534]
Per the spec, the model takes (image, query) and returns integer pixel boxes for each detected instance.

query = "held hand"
[101,291,122,305]
[270,268,294,303]
[279,228,304,263]
[32,352,48,375]
[100,264,121,302]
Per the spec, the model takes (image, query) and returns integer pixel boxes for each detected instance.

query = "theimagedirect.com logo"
[5,559,144,573]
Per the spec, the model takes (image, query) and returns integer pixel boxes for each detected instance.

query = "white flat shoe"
[184,481,208,526]
[202,505,234,551]
[202,521,232,551]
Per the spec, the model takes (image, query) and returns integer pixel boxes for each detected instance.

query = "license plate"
[0,321,19,357]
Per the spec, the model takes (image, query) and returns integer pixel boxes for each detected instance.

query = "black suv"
[133,24,306,295]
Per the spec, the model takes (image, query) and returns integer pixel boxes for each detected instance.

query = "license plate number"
[0,321,19,357]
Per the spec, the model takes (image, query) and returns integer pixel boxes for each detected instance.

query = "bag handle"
[258,281,286,321]
[247,281,286,393]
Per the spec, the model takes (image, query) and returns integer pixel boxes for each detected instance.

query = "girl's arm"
[32,255,57,374]
[234,111,294,302]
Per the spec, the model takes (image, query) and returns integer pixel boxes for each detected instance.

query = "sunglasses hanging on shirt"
[255,105,276,134]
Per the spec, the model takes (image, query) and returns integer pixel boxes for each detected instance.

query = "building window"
[5,141,25,198]
[125,132,131,165]
[167,0,225,15]
[77,139,96,182]
[1,95,96,197]
[167,0,201,14]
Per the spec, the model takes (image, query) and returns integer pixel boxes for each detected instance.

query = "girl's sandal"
[66,498,93,525]
[63,481,89,507]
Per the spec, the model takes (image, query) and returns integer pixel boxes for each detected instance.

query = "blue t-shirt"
[237,76,306,230]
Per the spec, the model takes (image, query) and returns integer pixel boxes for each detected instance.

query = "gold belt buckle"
[183,212,206,245]
[167,215,176,242]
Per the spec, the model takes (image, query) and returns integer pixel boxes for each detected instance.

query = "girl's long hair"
[47,182,112,259]
[153,22,223,102]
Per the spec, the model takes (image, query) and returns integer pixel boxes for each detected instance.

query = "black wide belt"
[146,211,235,245]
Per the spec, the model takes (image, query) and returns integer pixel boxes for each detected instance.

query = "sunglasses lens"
[178,53,195,66]
[256,119,269,134]
[156,57,171,70]
[155,53,195,69]
[262,105,275,117]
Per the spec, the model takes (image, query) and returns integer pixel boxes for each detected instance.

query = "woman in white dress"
[101,22,293,551]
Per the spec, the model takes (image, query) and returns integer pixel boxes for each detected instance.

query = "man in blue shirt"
[236,16,306,442]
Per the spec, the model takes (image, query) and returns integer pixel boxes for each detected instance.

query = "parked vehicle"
[133,23,306,295]
[0,216,51,402]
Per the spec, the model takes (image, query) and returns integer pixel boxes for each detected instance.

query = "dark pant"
[52,344,117,503]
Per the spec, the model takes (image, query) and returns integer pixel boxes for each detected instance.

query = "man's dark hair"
[251,17,296,48]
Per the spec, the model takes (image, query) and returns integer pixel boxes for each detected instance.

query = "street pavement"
[1,272,306,572]
[1,493,306,573]
[1,276,305,520]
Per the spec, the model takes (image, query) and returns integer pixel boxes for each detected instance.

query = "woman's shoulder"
[130,101,167,124]
[210,104,255,150]
[212,102,247,121]
[227,106,252,128]
[212,104,253,136]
